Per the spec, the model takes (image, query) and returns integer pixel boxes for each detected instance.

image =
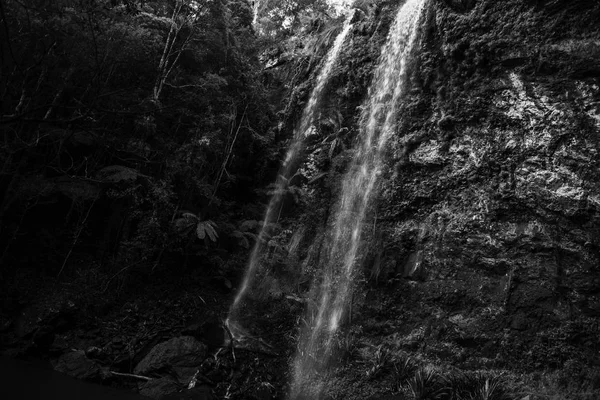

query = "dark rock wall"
[291,0,600,381]
[372,0,600,371]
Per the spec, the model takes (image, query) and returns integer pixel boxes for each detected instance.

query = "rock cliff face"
[287,0,600,397]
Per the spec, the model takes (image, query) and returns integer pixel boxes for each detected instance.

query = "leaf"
[196,220,219,242]
[174,217,195,232]
[278,174,289,182]
[308,172,328,184]
[181,212,198,220]
[96,165,142,183]
[51,176,100,200]
[222,277,232,289]
[243,231,257,242]
[231,231,250,248]
[240,220,259,232]
[204,222,218,242]
[196,222,206,239]
[288,185,306,203]
[329,137,339,159]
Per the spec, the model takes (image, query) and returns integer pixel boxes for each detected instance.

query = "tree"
[253,0,331,38]
[0,0,276,278]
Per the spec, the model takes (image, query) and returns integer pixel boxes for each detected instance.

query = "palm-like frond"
[196,220,218,242]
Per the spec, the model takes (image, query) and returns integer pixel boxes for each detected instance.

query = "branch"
[153,2,183,101]
[163,82,207,90]
[57,193,99,278]
[209,104,248,206]
[109,371,152,381]
[0,0,17,66]
[162,24,194,81]
[222,320,236,364]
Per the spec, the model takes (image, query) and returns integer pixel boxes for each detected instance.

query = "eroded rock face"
[371,0,600,371]
[381,71,599,315]
[440,0,477,13]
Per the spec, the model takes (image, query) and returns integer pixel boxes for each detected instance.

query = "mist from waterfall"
[227,15,355,333]
[289,0,427,398]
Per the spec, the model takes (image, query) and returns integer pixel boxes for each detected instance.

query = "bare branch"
[110,371,152,381]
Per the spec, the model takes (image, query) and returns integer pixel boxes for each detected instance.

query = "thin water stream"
[289,0,427,398]
[227,14,355,336]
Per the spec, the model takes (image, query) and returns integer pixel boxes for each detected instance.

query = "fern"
[407,367,449,400]
[266,180,306,204]
[393,354,418,384]
[239,219,260,232]
[321,126,349,159]
[366,344,392,379]
[230,230,257,248]
[174,213,197,232]
[173,212,218,242]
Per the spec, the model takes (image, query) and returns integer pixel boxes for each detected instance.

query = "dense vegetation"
[0,0,283,286]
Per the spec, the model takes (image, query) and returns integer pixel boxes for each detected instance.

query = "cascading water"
[251,0,260,27]
[227,14,355,337]
[289,0,427,398]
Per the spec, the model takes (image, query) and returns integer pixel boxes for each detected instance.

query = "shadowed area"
[0,357,149,400]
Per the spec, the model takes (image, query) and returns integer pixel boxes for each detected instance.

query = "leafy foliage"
[393,353,419,385]
[196,220,218,242]
[365,344,393,379]
[230,220,260,249]
[254,0,331,38]
[0,0,277,276]
[175,213,218,242]
[407,368,449,400]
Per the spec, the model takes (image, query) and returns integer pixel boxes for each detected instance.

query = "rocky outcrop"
[367,0,600,375]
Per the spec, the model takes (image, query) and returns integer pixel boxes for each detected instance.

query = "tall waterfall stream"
[227,13,355,337]
[290,0,426,397]
[227,0,426,396]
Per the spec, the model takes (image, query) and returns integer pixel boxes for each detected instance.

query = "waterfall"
[227,15,355,336]
[251,0,259,27]
[289,0,427,398]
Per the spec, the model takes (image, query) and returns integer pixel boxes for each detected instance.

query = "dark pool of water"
[0,356,149,400]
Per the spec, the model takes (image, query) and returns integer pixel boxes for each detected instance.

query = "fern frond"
[240,220,259,232]
[181,212,198,220]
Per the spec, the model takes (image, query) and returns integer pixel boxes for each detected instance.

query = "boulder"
[134,336,207,383]
[54,350,102,381]
[181,318,225,348]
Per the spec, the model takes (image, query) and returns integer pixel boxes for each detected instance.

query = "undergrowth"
[401,366,515,400]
